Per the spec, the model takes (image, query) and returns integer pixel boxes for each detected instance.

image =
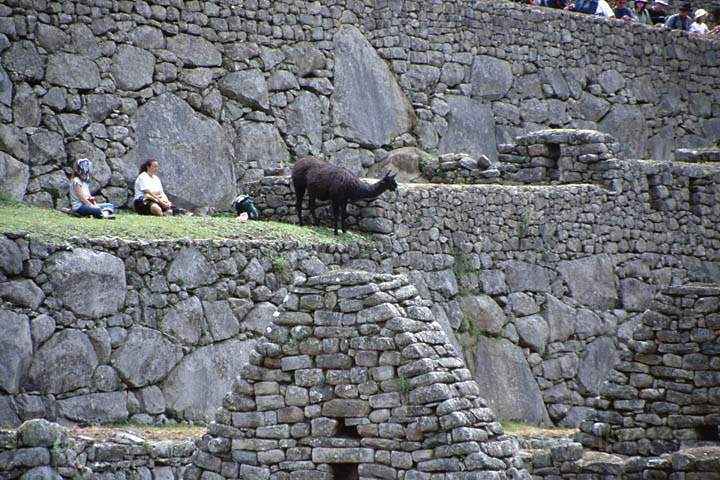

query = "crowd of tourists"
[531,0,720,34]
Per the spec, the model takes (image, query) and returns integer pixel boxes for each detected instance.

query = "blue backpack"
[575,0,598,13]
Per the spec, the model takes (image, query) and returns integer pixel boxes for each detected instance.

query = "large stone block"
[287,91,322,151]
[599,104,647,159]
[45,249,126,318]
[0,65,11,107]
[167,247,218,288]
[502,261,551,292]
[26,330,98,394]
[515,314,549,355]
[0,237,23,276]
[111,326,182,388]
[2,41,44,81]
[235,122,290,171]
[0,279,44,309]
[219,70,269,110]
[470,55,513,100]
[473,337,551,426]
[166,34,221,67]
[578,337,619,396]
[0,311,32,394]
[558,255,618,310]
[111,45,155,90]
[126,93,236,210]
[45,53,100,89]
[332,25,414,148]
[163,339,256,421]
[160,296,204,344]
[439,95,498,163]
[57,392,128,424]
[544,294,576,343]
[458,294,506,335]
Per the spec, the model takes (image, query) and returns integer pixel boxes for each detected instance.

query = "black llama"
[291,156,398,235]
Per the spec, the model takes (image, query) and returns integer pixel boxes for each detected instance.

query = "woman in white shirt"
[690,9,709,34]
[68,158,115,218]
[133,159,173,216]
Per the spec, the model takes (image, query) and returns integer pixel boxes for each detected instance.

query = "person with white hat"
[690,8,709,33]
[649,0,670,24]
[634,0,654,24]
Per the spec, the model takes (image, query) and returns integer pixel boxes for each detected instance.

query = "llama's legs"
[332,201,340,235]
[340,201,348,233]
[309,195,319,227]
[294,184,305,225]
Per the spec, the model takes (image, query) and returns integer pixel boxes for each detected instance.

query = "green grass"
[0,199,366,245]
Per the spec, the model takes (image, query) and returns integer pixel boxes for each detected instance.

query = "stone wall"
[577,284,720,456]
[0,0,718,211]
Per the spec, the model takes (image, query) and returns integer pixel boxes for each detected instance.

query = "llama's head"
[381,171,398,192]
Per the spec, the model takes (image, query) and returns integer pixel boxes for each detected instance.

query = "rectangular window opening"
[330,463,359,480]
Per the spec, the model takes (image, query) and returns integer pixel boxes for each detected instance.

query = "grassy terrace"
[0,199,366,244]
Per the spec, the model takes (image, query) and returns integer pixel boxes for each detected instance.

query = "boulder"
[163,339,256,421]
[558,255,618,310]
[369,147,434,183]
[598,70,625,95]
[160,296,204,344]
[502,261,551,292]
[30,315,56,348]
[458,294,506,335]
[57,392,128,424]
[16,466,62,480]
[84,94,122,122]
[13,83,40,128]
[515,314,549,355]
[0,311,32,394]
[17,419,66,447]
[111,326,183,388]
[292,43,326,77]
[332,25,414,148]
[287,91,322,151]
[0,396,19,426]
[36,23,69,53]
[219,70,269,110]
[137,385,165,414]
[0,65,11,107]
[0,279,44,309]
[26,330,98,394]
[45,249,126,318]
[473,337,551,426]
[128,26,165,49]
[578,337,619,396]
[424,269,458,297]
[28,129,66,166]
[0,124,29,161]
[0,237,23,276]
[438,95,497,163]
[268,70,299,91]
[545,294,576,343]
[574,93,610,122]
[126,93,236,210]
[203,300,240,341]
[2,41,44,81]
[599,104,647,159]
[69,24,101,59]
[235,121,290,171]
[167,248,218,289]
[470,55,513,100]
[166,34,221,67]
[111,45,155,90]
[45,53,100,89]
[244,302,276,334]
[620,278,655,312]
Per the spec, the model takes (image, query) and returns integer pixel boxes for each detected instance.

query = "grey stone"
[508,292,540,316]
[0,237,23,276]
[58,114,88,137]
[45,249,126,318]
[92,365,121,392]
[128,26,165,49]
[0,124,29,161]
[85,94,122,122]
[85,329,110,363]
[13,83,41,128]
[19,466,62,480]
[69,24,101,59]
[599,104,647,159]
[163,339,256,421]
[424,269,458,297]
[322,399,370,417]
[470,55,513,100]
[0,396,19,426]
[57,392,128,424]
[458,294,506,335]
[204,300,240,341]
[161,296,204,344]
[574,93,611,122]
[287,91,322,151]
[28,129,66,166]
[2,41,44,81]
[26,330,98,394]
[236,121,290,171]
[111,45,155,90]
[30,315,55,348]
[292,44,326,77]
[620,278,655,312]
[474,337,551,426]
[0,311,32,394]
[545,294,576,343]
[578,337,620,396]
[702,118,720,143]
[126,93,236,210]
[244,302,276,334]
[403,65,441,91]
[166,34,221,67]
[0,65,11,107]
[36,24,69,53]
[137,385,165,415]
[267,70,298,91]
[438,95,498,163]
[111,326,183,388]
[515,314,549,355]
[369,146,433,183]
[0,279,44,309]
[558,255,618,310]
[332,25,414,148]
[503,261,551,292]
[45,53,100,89]
[219,70,269,110]
[167,248,218,288]
[17,419,66,447]
[598,70,625,95]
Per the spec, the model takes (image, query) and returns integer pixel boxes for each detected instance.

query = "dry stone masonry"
[188,270,530,480]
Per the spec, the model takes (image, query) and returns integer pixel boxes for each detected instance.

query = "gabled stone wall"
[187,270,530,480]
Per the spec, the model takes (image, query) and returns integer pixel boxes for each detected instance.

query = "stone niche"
[187,271,530,479]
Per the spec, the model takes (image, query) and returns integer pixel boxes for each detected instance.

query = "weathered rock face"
[0,311,32,394]
[111,326,183,388]
[26,330,98,394]
[558,255,618,310]
[332,25,414,148]
[599,104,647,159]
[110,45,155,91]
[45,53,100,89]
[2,41,44,81]
[166,34,221,67]
[45,249,126,318]
[219,70,269,110]
[0,236,24,276]
[474,337,551,426]
[166,247,218,288]
[162,339,255,421]
[126,94,236,210]
[235,122,290,172]
[471,55,514,100]
[438,95,498,163]
[57,392,128,424]
[286,91,322,152]
[160,296,204,345]
[577,337,619,396]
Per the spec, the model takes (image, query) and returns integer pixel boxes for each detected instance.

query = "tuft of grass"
[452,247,477,278]
[0,200,367,245]
[398,374,412,398]
[271,255,290,277]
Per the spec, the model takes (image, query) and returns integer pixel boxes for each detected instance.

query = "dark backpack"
[233,195,259,220]
[575,0,598,14]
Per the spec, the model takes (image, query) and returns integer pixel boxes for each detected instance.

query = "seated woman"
[133,159,173,216]
[69,158,115,219]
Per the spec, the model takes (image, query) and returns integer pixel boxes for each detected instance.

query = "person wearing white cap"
[649,0,669,24]
[689,8,709,33]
